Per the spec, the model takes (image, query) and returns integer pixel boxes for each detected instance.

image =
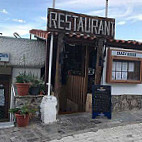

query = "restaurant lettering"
[48,8,115,39]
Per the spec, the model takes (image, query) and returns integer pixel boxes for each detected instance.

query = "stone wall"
[15,94,142,116]
[112,95,142,112]
[86,94,142,112]
[15,95,44,117]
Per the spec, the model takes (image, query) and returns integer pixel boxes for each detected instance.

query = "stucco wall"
[0,36,46,67]
[102,47,142,95]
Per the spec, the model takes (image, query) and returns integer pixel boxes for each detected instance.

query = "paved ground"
[0,110,142,142]
[50,123,142,142]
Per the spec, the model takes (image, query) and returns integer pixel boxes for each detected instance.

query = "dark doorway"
[58,43,88,114]
[0,75,11,122]
[87,47,97,93]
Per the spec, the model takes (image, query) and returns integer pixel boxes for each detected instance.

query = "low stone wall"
[86,94,142,112]
[112,95,142,112]
[15,94,142,115]
[15,95,44,117]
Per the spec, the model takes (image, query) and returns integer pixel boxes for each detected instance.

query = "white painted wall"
[102,47,142,95]
[0,36,46,67]
[0,36,46,84]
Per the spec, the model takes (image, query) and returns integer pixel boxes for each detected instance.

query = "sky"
[0,0,142,41]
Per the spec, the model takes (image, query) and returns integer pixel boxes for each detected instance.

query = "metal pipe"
[53,0,56,8]
[105,0,108,17]
[47,0,55,96]
[10,86,13,122]
[47,34,54,96]
[10,85,15,122]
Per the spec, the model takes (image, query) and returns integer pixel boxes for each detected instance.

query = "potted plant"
[39,82,46,95]
[29,75,45,95]
[9,105,36,127]
[29,79,40,95]
[15,73,31,96]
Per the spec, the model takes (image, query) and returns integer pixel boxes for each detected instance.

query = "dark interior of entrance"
[0,75,11,121]
[58,42,97,114]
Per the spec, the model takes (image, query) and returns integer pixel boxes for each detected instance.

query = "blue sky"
[0,0,142,41]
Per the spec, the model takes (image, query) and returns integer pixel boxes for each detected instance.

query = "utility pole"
[53,0,55,8]
[105,0,108,17]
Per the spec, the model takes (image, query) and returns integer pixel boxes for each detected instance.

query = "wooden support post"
[94,38,104,85]
[54,33,65,112]
[30,34,32,40]
[82,46,89,111]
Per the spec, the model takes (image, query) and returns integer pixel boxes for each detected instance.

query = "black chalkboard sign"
[92,85,111,119]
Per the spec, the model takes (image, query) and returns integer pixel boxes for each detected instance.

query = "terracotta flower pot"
[15,113,29,127]
[16,83,30,96]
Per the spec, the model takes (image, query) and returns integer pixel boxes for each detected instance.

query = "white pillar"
[40,95,57,124]
[40,0,57,124]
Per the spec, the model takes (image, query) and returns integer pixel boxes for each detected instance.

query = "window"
[112,60,140,81]
[106,49,142,84]
[0,86,5,106]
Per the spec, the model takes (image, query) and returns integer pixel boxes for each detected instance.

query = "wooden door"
[66,75,87,111]
[65,47,89,112]
[0,75,10,121]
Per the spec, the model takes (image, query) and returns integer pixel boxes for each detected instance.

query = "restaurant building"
[30,29,142,114]
[1,8,142,123]
[29,8,142,114]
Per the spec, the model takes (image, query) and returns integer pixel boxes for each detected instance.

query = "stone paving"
[50,123,142,142]
[0,110,142,142]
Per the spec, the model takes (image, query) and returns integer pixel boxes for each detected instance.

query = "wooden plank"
[81,77,83,108]
[84,46,89,110]
[106,48,111,83]
[94,39,104,85]
[78,76,81,104]
[63,47,89,112]
[54,33,65,112]
[75,76,77,103]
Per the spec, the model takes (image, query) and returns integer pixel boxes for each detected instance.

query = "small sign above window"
[112,50,142,58]
[0,53,9,62]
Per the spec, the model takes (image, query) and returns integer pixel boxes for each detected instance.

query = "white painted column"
[40,0,57,124]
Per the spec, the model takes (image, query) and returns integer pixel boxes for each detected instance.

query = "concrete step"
[0,122,14,129]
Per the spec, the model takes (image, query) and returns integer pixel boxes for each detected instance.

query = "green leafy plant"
[39,82,45,92]
[31,79,41,87]
[9,104,37,118]
[16,73,32,83]
[30,75,45,91]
